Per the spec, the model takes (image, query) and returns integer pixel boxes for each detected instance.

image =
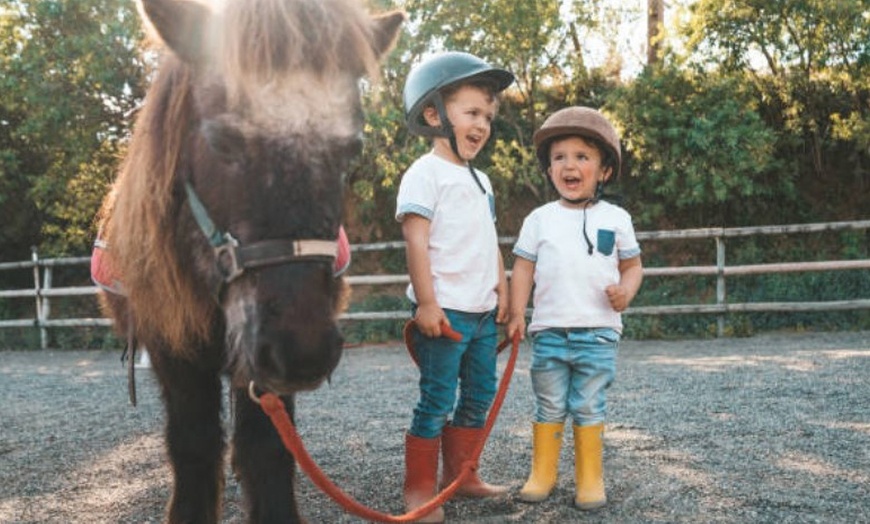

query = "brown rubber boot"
[574,423,607,510]
[403,433,445,523]
[439,425,508,498]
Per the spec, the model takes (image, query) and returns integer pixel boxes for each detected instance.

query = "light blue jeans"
[530,328,619,426]
[409,308,499,438]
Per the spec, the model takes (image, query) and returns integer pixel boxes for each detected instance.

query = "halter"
[184,182,338,285]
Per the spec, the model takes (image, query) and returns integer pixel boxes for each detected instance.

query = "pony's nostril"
[252,327,343,392]
[258,341,282,372]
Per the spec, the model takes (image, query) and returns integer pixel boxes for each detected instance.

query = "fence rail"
[2,220,868,348]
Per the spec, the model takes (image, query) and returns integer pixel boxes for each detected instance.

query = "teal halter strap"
[185,182,226,247]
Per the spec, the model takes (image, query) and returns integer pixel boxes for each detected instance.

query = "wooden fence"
[2,220,869,348]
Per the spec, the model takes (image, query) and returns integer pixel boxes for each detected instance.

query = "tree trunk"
[647,0,664,65]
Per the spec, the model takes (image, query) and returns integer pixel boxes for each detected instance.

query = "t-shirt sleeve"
[617,212,641,259]
[512,212,539,262]
[396,164,436,222]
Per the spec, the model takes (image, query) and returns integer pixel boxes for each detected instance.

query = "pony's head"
[111,0,402,394]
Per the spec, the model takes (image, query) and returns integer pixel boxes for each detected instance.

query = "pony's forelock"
[217,0,382,109]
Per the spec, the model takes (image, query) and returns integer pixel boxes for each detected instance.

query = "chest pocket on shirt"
[597,229,615,256]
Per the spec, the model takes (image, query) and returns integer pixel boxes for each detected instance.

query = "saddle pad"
[334,225,351,277]
[90,239,126,295]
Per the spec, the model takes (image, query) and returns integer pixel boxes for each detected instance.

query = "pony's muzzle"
[252,324,344,394]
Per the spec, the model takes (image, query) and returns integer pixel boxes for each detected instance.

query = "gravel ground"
[1,330,868,523]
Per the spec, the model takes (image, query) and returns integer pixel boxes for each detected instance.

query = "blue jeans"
[409,308,499,438]
[530,328,619,426]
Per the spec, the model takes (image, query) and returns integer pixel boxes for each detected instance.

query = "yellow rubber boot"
[518,422,564,502]
[574,423,606,510]
[403,433,445,523]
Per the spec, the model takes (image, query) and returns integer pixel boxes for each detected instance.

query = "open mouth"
[563,176,582,190]
[465,135,482,149]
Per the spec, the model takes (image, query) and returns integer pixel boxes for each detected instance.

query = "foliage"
[608,65,782,228]
[679,0,870,220]
[341,294,408,345]
[0,0,144,259]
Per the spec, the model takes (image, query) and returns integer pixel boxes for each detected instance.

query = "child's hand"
[414,302,448,338]
[496,294,509,324]
[605,284,631,312]
[506,315,526,341]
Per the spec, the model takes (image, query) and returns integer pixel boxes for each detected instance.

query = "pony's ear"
[138,0,212,66]
[369,10,405,59]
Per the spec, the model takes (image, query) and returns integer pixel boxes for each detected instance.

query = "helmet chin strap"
[438,100,486,195]
[562,180,604,206]
[449,135,487,194]
[561,181,604,255]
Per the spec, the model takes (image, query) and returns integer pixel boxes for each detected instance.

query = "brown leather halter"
[184,181,338,286]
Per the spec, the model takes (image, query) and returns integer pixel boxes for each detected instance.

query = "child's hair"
[545,134,618,174]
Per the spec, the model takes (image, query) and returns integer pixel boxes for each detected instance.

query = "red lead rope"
[256,321,520,523]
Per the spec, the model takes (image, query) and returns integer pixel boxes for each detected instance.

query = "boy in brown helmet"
[507,106,643,510]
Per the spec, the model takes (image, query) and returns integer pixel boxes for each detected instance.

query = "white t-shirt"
[396,152,500,312]
[513,200,641,333]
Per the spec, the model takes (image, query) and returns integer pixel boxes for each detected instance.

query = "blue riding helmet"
[403,51,514,138]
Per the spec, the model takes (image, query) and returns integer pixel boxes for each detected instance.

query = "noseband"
[184,182,337,285]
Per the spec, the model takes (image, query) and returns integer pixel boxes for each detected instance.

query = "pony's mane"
[102,0,385,350]
[100,57,208,351]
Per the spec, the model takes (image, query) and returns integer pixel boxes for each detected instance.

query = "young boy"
[507,106,643,510]
[396,51,514,522]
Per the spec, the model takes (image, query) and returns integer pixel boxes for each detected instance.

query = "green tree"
[0,0,144,258]
[680,0,870,220]
[609,65,781,228]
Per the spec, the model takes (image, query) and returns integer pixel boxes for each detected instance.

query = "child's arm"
[606,256,643,312]
[402,214,447,337]
[507,257,534,340]
[495,251,509,324]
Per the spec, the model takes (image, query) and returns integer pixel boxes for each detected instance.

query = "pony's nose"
[256,325,343,391]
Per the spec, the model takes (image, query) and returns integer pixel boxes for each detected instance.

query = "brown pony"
[95,0,402,522]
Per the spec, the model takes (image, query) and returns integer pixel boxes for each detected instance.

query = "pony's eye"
[201,119,247,164]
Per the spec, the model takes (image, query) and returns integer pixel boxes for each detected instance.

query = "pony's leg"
[232,390,303,523]
[150,346,225,524]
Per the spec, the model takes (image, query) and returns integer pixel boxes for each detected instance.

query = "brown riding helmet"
[533,106,621,179]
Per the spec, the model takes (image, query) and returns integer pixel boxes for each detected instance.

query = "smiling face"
[424,84,498,164]
[547,135,613,206]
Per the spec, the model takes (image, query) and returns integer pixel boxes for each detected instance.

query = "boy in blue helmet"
[396,51,514,522]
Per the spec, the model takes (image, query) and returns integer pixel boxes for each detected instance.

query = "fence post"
[31,247,48,349]
[716,236,726,337]
[43,265,53,346]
